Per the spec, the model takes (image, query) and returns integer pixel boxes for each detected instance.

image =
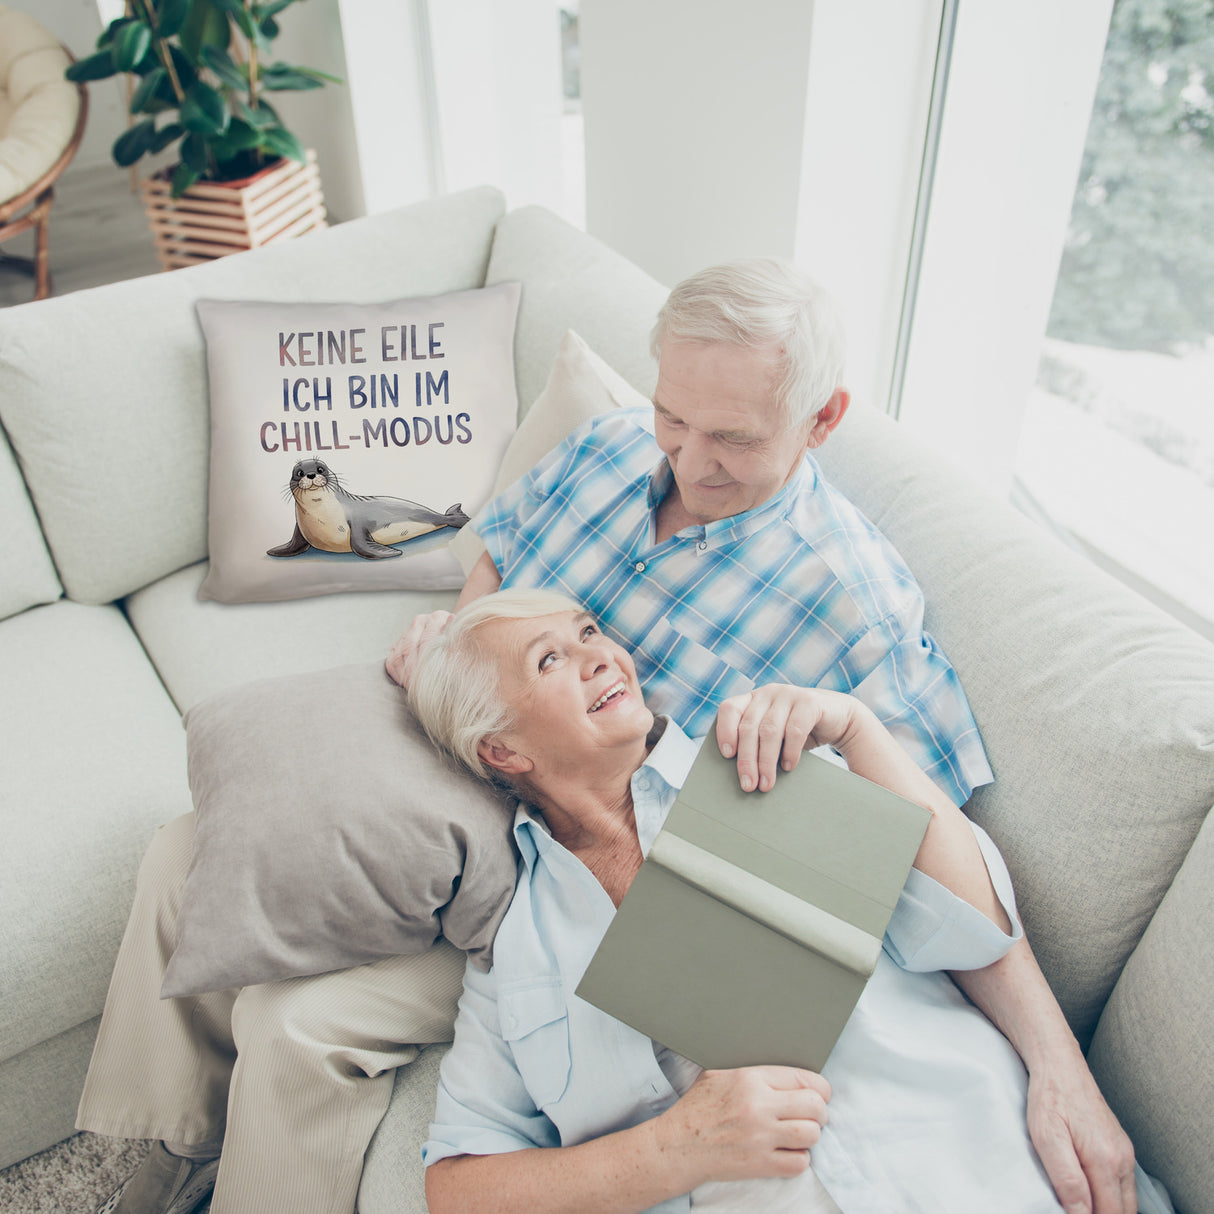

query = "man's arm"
[385,551,501,687]
[951,942,1137,1214]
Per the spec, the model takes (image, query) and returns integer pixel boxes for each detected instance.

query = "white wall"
[428,0,565,213]
[579,0,818,288]
[795,0,941,413]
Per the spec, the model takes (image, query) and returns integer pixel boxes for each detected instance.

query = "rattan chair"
[0,6,87,302]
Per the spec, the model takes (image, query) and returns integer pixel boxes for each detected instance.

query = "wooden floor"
[0,162,162,308]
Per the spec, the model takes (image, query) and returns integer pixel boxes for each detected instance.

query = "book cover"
[575,743,932,1071]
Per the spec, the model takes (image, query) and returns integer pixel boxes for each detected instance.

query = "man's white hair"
[650,258,847,429]
[408,588,586,781]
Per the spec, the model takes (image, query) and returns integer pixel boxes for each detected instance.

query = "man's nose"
[677,431,719,481]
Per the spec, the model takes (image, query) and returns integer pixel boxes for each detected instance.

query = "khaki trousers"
[76,814,466,1214]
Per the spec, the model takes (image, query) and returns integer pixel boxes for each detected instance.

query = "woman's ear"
[477,738,534,777]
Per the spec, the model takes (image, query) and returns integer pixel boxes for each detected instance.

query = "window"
[1013,0,1214,637]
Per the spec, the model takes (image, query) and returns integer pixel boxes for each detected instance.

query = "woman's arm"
[715,684,1010,931]
[427,1065,830,1214]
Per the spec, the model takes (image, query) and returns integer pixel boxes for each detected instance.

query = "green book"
[575,742,932,1072]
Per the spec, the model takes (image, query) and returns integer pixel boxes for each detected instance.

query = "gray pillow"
[162,662,518,998]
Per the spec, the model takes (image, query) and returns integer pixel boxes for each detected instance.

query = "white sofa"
[0,186,1210,1214]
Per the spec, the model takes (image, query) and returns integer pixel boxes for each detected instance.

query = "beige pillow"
[162,662,519,997]
[449,328,650,574]
[196,283,521,603]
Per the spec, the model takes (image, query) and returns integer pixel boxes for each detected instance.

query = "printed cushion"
[196,283,521,603]
[162,662,519,997]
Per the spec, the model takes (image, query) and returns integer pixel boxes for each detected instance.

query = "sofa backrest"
[815,401,1213,1207]
[0,420,61,620]
[0,186,507,606]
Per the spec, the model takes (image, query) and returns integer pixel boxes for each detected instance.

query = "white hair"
[408,588,585,781]
[650,258,847,428]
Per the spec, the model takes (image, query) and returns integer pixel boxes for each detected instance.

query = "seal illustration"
[267,459,470,560]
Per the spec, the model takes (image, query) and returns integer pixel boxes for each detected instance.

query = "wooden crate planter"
[140,151,327,271]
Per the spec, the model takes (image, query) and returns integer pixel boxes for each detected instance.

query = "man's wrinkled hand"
[385,610,454,689]
[1026,1064,1136,1214]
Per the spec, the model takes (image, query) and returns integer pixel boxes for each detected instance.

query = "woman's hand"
[715,685,861,792]
[654,1066,831,1185]
[385,610,453,688]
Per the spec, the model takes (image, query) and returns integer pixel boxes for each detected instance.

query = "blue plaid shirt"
[475,407,992,806]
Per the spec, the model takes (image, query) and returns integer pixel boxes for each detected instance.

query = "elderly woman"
[408,588,1092,1214]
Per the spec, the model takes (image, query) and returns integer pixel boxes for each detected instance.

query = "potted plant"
[66,0,340,268]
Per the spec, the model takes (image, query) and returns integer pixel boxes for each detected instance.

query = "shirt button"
[634,561,646,573]
[697,541,708,551]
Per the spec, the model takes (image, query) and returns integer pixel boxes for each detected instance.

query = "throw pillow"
[449,328,650,574]
[161,662,519,998]
[196,282,521,603]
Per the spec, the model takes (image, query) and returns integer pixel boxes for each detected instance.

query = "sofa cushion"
[124,561,456,714]
[163,663,517,996]
[0,421,60,621]
[814,402,1214,1046]
[485,205,668,416]
[194,282,520,603]
[0,186,506,606]
[0,600,191,1063]
[1088,804,1214,1214]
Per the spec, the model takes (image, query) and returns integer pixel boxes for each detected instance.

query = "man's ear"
[806,388,850,450]
[477,738,534,777]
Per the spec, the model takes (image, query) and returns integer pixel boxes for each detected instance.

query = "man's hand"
[385,610,453,689]
[715,684,859,792]
[1026,1061,1137,1214]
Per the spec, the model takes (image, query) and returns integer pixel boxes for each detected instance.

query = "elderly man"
[387,260,1136,1214]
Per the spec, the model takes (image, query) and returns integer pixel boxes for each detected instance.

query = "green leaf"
[254,0,297,19]
[150,122,185,153]
[200,44,248,90]
[259,15,279,40]
[181,81,230,135]
[112,20,152,72]
[220,118,263,150]
[96,17,129,50]
[171,162,201,197]
[167,44,198,91]
[155,0,191,40]
[260,125,305,163]
[112,119,157,167]
[180,0,231,63]
[259,125,305,164]
[234,97,278,129]
[259,63,323,91]
[129,66,166,113]
[66,50,119,83]
[180,131,210,172]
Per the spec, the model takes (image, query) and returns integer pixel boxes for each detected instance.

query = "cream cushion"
[0,6,79,202]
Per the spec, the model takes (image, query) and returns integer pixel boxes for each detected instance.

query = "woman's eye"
[539,651,557,671]
[581,625,598,639]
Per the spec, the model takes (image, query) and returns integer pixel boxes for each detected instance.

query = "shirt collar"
[645,456,817,547]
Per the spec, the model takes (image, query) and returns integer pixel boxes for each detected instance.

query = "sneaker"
[96,1142,220,1214]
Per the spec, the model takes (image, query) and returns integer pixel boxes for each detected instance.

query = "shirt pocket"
[499,978,572,1110]
[635,615,754,720]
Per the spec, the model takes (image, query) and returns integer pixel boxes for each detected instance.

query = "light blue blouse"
[424,722,1066,1212]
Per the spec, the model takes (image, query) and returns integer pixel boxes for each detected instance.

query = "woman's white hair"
[650,258,847,429]
[407,588,586,782]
